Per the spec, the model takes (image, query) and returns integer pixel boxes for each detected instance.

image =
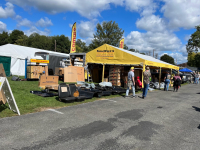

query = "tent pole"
[25,58,27,79]
[102,64,105,82]
[159,67,161,89]
[142,64,145,88]
[170,69,172,87]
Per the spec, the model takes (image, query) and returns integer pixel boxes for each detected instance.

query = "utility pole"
[153,49,155,58]
[55,40,56,52]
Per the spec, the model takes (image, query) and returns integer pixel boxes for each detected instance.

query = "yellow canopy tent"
[86,44,179,86]
[86,44,179,70]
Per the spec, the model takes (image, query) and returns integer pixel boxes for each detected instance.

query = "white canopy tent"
[0,44,69,76]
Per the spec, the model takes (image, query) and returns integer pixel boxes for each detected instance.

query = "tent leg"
[170,69,172,87]
[159,67,161,89]
[142,65,145,88]
[25,58,27,79]
[102,64,105,82]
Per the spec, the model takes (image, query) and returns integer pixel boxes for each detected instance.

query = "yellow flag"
[70,22,76,53]
[119,38,124,49]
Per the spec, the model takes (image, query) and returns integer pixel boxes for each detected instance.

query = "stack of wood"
[109,66,122,86]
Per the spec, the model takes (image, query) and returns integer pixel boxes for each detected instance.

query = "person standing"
[142,67,151,99]
[164,71,171,91]
[173,74,181,92]
[197,72,200,84]
[125,67,136,98]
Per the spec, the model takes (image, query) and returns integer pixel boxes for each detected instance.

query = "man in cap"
[142,66,151,99]
[125,67,136,98]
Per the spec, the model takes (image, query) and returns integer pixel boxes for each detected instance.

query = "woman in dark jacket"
[173,74,181,92]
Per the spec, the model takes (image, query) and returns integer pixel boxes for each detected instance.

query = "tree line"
[0,20,178,65]
[0,21,130,54]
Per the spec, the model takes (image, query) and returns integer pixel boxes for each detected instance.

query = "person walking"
[142,67,151,99]
[197,72,200,84]
[173,73,181,92]
[164,71,171,91]
[125,67,136,98]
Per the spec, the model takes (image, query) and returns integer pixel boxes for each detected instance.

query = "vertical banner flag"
[119,38,124,49]
[70,22,76,53]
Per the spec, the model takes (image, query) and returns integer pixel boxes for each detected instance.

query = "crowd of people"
[125,67,199,99]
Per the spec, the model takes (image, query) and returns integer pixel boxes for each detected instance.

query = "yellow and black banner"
[30,59,49,63]
[70,22,76,53]
[119,38,124,49]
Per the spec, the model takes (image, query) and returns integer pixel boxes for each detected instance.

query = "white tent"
[0,44,69,76]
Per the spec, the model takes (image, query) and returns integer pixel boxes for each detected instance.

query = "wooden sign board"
[0,77,20,115]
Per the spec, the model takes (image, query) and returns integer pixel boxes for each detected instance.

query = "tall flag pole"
[70,22,76,53]
[119,38,124,49]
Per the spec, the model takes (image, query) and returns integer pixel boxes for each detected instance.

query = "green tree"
[129,48,139,53]
[52,35,70,53]
[160,54,175,65]
[140,53,145,55]
[89,21,124,50]
[194,53,200,67]
[16,35,28,46]
[0,31,9,46]
[186,25,200,53]
[76,39,89,52]
[28,33,52,50]
[9,29,24,44]
[187,52,196,66]
[124,44,128,50]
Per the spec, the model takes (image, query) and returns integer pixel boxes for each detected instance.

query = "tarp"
[179,68,193,72]
[86,44,179,70]
[0,44,69,76]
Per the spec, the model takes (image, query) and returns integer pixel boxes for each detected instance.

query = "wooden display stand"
[27,66,48,79]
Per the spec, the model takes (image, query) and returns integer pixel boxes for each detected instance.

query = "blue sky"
[0,0,200,64]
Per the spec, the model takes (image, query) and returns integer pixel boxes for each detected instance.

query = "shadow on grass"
[0,104,9,112]
[192,106,200,112]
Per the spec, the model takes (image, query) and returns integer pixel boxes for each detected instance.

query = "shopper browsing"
[125,67,136,98]
[142,67,151,99]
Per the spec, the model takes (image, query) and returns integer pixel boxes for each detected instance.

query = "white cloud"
[125,0,152,12]
[159,52,187,64]
[24,26,50,36]
[78,20,96,38]
[36,17,53,27]
[0,21,7,33]
[136,15,166,32]
[125,30,182,52]
[7,0,123,18]
[17,18,32,27]
[161,0,200,29]
[0,2,15,18]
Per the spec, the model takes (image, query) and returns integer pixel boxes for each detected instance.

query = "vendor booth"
[86,44,179,88]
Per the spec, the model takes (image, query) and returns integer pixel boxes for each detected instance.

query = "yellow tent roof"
[86,44,179,70]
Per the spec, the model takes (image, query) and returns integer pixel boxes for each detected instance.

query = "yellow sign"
[70,22,76,53]
[96,50,115,59]
[119,38,124,49]
[30,59,49,63]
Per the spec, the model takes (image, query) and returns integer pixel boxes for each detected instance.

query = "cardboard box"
[109,79,121,86]
[64,67,78,82]
[109,76,120,80]
[55,67,65,76]
[67,66,84,82]
[0,64,6,77]
[39,76,59,88]
[0,89,7,105]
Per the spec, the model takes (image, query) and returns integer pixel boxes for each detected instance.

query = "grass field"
[0,77,143,118]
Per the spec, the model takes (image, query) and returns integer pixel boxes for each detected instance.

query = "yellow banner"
[70,22,76,53]
[119,38,124,49]
[30,59,49,63]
